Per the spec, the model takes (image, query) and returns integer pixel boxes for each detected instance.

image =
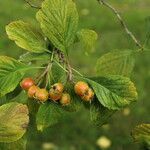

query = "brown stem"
[24,0,41,9]
[36,63,52,85]
[66,59,73,82]
[55,49,73,82]
[97,0,143,50]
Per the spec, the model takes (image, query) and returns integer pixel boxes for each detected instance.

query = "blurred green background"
[0,0,150,150]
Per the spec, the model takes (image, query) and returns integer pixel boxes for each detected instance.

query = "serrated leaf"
[36,0,79,52]
[19,52,50,63]
[77,29,98,52]
[36,102,68,131]
[84,75,138,110]
[6,20,48,53]
[0,56,29,97]
[132,124,150,144]
[90,101,115,126]
[0,137,27,150]
[96,50,135,77]
[0,102,29,143]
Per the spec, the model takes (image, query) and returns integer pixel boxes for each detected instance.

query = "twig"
[54,49,74,82]
[66,59,73,82]
[54,60,68,73]
[24,0,41,9]
[36,63,52,85]
[97,0,143,50]
[71,67,83,77]
[36,51,54,85]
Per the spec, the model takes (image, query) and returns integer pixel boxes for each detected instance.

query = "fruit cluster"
[20,78,94,105]
[74,81,94,101]
[20,78,71,106]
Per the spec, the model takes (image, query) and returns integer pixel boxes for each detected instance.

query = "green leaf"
[77,29,98,52]
[36,102,68,131]
[0,137,27,150]
[0,96,7,106]
[51,62,67,83]
[11,91,28,104]
[132,124,150,144]
[90,101,115,126]
[6,20,48,53]
[0,102,29,143]
[84,75,138,110]
[96,50,135,77]
[25,0,44,8]
[0,56,29,97]
[36,0,79,52]
[19,52,50,63]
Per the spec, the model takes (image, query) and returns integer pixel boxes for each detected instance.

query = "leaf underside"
[0,102,29,143]
[6,20,48,53]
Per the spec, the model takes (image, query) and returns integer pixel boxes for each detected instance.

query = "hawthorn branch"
[24,0,41,9]
[97,0,143,49]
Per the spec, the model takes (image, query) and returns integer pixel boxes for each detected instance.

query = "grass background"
[0,0,150,149]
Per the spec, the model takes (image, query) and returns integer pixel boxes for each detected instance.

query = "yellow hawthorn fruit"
[49,83,64,101]
[35,88,49,102]
[51,83,64,93]
[20,78,35,90]
[81,88,94,102]
[28,85,39,98]
[74,81,89,96]
[49,89,62,101]
[60,93,71,106]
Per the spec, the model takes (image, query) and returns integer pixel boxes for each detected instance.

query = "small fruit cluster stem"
[20,78,94,106]
[55,49,73,82]
[20,78,71,106]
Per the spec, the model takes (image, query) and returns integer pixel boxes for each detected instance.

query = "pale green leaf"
[132,124,150,144]
[77,29,98,52]
[0,56,29,97]
[96,50,135,77]
[84,75,138,110]
[6,20,48,53]
[36,102,68,131]
[0,102,29,143]
[36,0,79,52]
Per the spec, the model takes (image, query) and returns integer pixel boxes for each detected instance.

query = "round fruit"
[20,78,35,90]
[28,85,39,98]
[51,83,64,93]
[81,88,94,102]
[74,81,89,96]
[60,93,71,106]
[35,88,49,102]
[49,89,62,101]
